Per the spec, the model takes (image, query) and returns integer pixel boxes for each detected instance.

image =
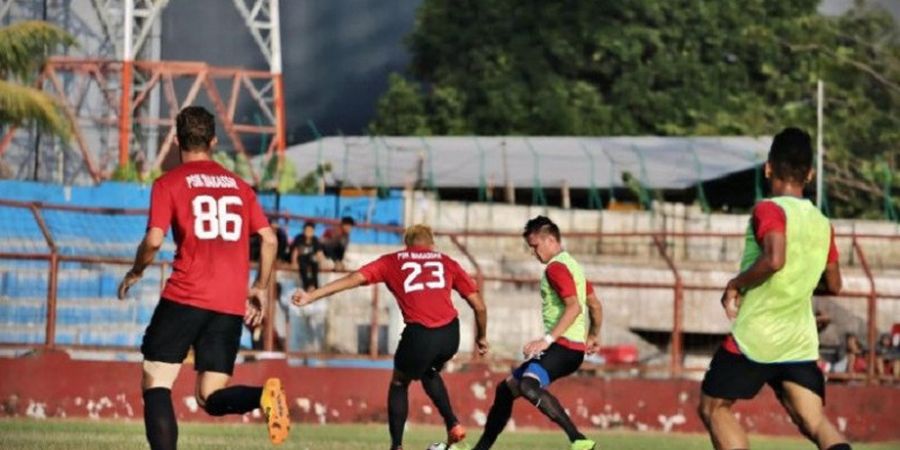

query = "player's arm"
[821,227,842,294]
[449,259,489,355]
[822,261,842,294]
[244,226,278,328]
[727,231,785,291]
[292,272,367,306]
[722,202,786,318]
[117,227,165,299]
[524,262,582,356]
[585,286,603,354]
[254,226,278,290]
[524,294,581,356]
[548,294,582,341]
[464,292,489,355]
[721,231,784,319]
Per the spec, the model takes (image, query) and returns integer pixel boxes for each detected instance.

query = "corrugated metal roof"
[284,136,771,189]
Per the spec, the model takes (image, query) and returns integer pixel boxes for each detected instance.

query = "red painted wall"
[0,352,897,442]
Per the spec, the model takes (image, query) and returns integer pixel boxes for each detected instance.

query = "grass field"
[1,420,898,450]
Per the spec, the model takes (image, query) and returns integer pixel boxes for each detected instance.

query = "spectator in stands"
[875,333,899,380]
[290,222,323,291]
[321,216,355,271]
[844,333,866,374]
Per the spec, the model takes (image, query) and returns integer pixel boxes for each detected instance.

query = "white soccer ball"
[426,443,447,450]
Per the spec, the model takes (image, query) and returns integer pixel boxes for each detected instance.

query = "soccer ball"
[426,443,447,450]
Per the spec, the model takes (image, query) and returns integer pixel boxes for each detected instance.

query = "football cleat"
[570,438,597,450]
[260,378,290,445]
[447,423,467,445]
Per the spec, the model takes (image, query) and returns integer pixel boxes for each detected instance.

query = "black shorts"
[512,343,585,387]
[701,346,825,401]
[394,318,460,379]
[140,298,243,375]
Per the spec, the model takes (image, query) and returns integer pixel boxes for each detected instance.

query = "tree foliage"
[370,0,899,218]
[0,21,76,141]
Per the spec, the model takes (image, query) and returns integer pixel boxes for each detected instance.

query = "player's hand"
[721,283,741,320]
[245,286,267,327]
[117,270,142,300]
[475,337,490,356]
[523,339,549,359]
[292,289,316,306]
[585,335,601,355]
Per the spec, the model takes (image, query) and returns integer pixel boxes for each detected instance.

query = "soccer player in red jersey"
[117,106,290,449]
[293,224,488,450]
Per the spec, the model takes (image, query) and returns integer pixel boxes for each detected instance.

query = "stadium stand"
[0,180,404,351]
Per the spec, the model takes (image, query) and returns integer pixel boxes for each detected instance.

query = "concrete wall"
[1,352,897,441]
[404,195,900,270]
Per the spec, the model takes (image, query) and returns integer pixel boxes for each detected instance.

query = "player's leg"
[390,324,430,450]
[699,347,768,450]
[140,299,201,450]
[472,376,520,450]
[774,367,849,450]
[196,372,260,415]
[419,319,464,441]
[388,369,413,450]
[142,361,182,450]
[698,395,745,450]
[194,311,289,444]
[516,345,589,446]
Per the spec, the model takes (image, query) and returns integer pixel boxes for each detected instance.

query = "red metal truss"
[0,57,284,184]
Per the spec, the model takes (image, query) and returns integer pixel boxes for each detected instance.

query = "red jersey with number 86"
[358,246,478,328]
[147,160,269,316]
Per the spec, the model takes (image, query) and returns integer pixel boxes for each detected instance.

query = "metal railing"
[1,199,898,384]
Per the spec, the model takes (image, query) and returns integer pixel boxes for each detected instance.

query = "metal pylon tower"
[0,0,285,184]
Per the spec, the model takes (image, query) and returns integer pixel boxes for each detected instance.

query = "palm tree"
[0,20,76,141]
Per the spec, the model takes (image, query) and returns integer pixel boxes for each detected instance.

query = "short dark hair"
[176,106,215,151]
[768,127,813,183]
[522,215,560,241]
[303,222,315,229]
[340,216,356,226]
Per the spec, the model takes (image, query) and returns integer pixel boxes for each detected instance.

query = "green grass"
[0,419,897,450]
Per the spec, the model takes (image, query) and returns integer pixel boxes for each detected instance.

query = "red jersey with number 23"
[147,160,269,316]
[358,246,478,328]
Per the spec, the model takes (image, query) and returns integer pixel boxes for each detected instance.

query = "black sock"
[143,387,177,450]
[421,370,458,430]
[203,385,263,416]
[826,444,852,450]
[519,377,585,442]
[473,382,515,450]
[388,380,409,450]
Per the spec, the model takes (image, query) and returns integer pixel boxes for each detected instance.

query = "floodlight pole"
[118,0,134,169]
[816,80,824,209]
[270,0,286,157]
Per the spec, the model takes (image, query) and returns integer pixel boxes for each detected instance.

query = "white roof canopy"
[284,136,772,190]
